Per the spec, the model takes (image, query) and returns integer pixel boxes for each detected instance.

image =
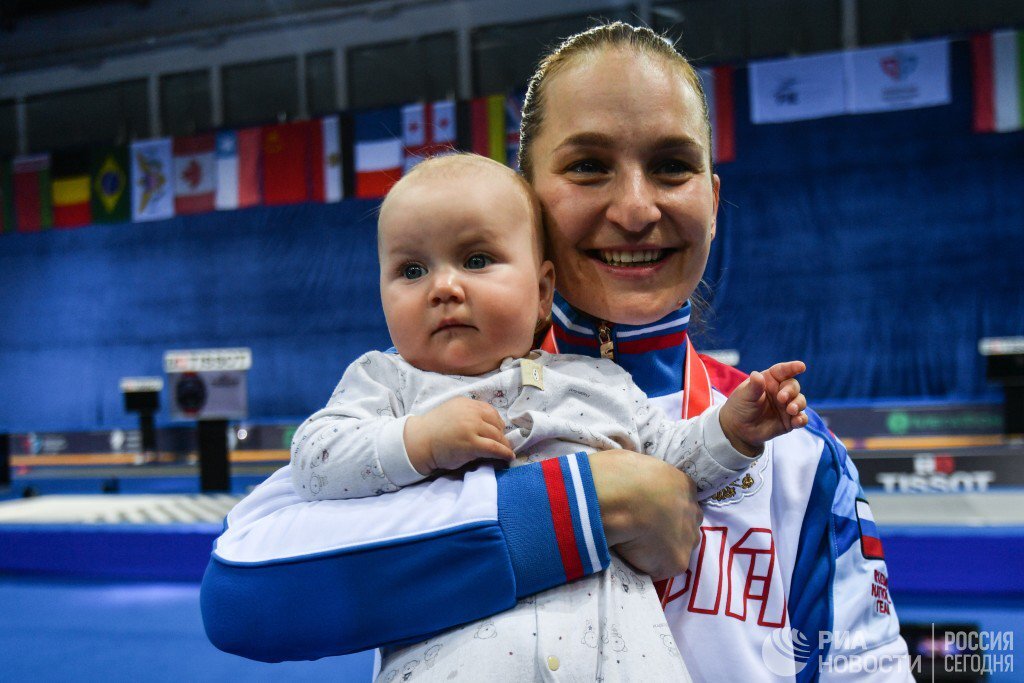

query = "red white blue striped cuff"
[496,452,610,598]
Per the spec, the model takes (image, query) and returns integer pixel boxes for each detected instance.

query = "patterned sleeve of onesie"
[289,351,426,501]
[628,380,760,500]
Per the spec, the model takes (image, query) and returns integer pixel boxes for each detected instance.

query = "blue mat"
[0,576,374,681]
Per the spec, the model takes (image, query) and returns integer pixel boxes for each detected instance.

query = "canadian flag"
[173,134,217,214]
[402,100,456,172]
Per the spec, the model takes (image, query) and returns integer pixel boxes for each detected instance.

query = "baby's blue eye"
[402,263,426,279]
[465,254,492,270]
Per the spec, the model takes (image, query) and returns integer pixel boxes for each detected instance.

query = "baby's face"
[378,166,553,376]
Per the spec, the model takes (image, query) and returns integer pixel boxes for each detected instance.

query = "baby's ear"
[537,260,555,317]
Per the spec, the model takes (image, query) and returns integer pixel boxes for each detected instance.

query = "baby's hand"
[404,397,516,475]
[718,361,809,457]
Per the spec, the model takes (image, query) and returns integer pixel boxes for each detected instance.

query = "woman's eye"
[566,159,606,174]
[401,263,426,280]
[465,254,492,270]
[655,158,700,176]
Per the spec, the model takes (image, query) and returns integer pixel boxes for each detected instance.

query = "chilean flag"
[173,134,217,214]
[856,499,885,560]
[354,107,403,199]
[402,100,456,172]
[214,128,261,210]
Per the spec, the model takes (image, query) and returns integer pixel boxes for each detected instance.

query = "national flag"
[353,107,402,199]
[130,138,174,222]
[90,146,130,224]
[846,39,951,114]
[262,121,313,205]
[459,94,507,164]
[215,128,262,210]
[855,499,885,560]
[0,160,14,233]
[971,30,1024,133]
[12,153,53,233]
[402,100,456,171]
[749,52,847,123]
[50,149,92,228]
[310,115,342,203]
[699,66,737,163]
[173,134,216,214]
[505,91,525,170]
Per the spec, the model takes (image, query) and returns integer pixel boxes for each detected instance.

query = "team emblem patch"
[856,498,885,560]
[705,450,769,507]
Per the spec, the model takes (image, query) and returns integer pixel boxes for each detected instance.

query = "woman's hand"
[588,449,702,580]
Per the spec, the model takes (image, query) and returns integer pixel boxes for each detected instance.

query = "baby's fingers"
[474,435,516,463]
[479,421,513,450]
[477,403,508,433]
[766,360,807,384]
[786,391,807,416]
[776,377,802,405]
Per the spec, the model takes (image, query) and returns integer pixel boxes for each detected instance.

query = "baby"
[291,154,807,681]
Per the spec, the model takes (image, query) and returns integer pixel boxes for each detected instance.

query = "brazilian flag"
[90,146,130,224]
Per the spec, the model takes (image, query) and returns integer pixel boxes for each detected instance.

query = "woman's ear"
[538,259,556,320]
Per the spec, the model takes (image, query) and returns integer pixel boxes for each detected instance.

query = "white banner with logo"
[748,52,847,123]
[845,39,950,113]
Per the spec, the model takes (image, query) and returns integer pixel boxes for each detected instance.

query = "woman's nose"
[429,268,465,305]
[606,169,661,233]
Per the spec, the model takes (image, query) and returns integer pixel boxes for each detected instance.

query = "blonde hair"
[518,21,712,181]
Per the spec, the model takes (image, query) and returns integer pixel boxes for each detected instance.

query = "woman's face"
[530,48,720,326]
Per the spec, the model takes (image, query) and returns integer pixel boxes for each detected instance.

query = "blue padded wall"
[0,202,391,431]
[1,41,1022,431]
[702,40,1023,401]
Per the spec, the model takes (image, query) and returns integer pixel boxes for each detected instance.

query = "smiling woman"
[202,22,912,681]
[525,46,719,326]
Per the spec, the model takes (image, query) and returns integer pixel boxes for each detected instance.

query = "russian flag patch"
[856,498,885,560]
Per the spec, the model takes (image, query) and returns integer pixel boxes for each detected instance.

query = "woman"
[202,23,910,680]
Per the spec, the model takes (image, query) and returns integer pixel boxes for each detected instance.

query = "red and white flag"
[173,134,216,214]
[699,66,736,163]
[971,30,1023,133]
[402,100,456,171]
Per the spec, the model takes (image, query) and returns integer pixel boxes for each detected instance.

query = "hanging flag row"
[0,88,541,234]
[0,117,343,232]
[0,75,755,234]
[352,93,525,199]
[749,38,953,124]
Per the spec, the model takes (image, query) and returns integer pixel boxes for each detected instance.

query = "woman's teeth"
[598,249,666,267]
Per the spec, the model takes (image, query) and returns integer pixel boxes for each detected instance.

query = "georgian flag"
[402,100,456,172]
